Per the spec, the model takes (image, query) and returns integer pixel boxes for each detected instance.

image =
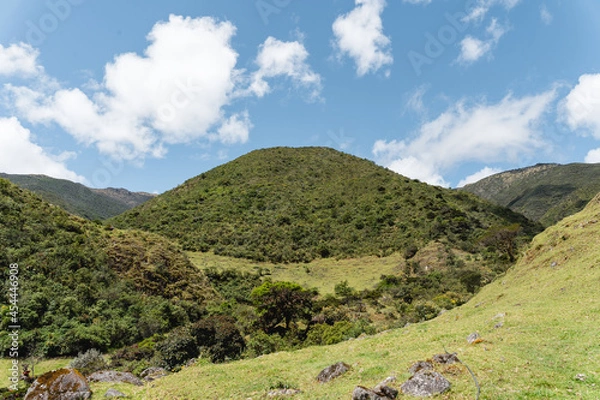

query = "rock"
[24,368,91,400]
[352,385,396,400]
[316,362,351,383]
[431,353,458,365]
[87,371,143,386]
[140,367,168,381]
[494,322,504,329]
[408,361,433,375]
[467,332,482,344]
[266,388,301,397]
[575,373,587,381]
[104,388,127,398]
[400,370,451,397]
[185,358,197,367]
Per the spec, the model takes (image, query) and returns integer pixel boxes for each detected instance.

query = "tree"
[251,281,315,333]
[480,224,522,262]
[190,315,245,363]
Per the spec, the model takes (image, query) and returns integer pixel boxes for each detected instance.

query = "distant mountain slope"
[0,173,154,220]
[0,178,214,357]
[461,163,600,226]
[111,147,540,264]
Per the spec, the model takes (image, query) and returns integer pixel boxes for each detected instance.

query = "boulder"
[24,368,91,400]
[87,371,143,386]
[104,388,127,398]
[352,385,397,400]
[316,362,351,383]
[400,370,450,397]
[140,367,168,382]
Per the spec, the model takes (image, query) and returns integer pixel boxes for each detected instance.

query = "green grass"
[84,195,600,399]
[187,251,405,294]
[0,358,69,390]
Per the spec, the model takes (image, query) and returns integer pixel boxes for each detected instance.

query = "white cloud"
[457,166,502,187]
[0,43,41,77]
[0,117,85,182]
[4,16,322,162]
[463,0,521,23]
[540,5,553,25]
[373,90,556,186]
[561,74,600,138]
[402,0,431,4]
[585,148,600,164]
[388,156,449,187]
[249,36,322,101]
[405,85,429,115]
[457,18,506,64]
[332,0,393,76]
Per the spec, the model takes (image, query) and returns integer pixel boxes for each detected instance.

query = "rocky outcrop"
[352,377,398,400]
[400,370,450,397]
[140,367,169,382]
[24,368,91,400]
[316,362,351,383]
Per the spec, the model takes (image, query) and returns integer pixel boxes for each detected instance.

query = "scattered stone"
[550,261,558,268]
[467,332,482,344]
[316,362,351,383]
[267,388,301,397]
[24,368,91,400]
[104,388,127,398]
[185,358,197,367]
[352,385,397,400]
[575,373,587,382]
[494,322,504,329]
[140,367,169,382]
[492,313,505,320]
[88,371,143,386]
[400,370,451,397]
[432,353,458,365]
[408,361,433,375]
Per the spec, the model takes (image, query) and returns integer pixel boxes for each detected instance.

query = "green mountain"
[0,173,154,220]
[0,178,214,357]
[111,147,540,264]
[461,163,600,227]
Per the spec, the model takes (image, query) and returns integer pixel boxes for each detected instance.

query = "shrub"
[69,348,108,376]
[155,327,198,370]
[190,315,245,363]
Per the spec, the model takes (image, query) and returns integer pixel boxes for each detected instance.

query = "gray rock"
[408,361,433,375]
[104,388,127,398]
[24,368,91,400]
[266,388,301,397]
[352,385,396,400]
[467,332,481,344]
[88,370,143,386]
[575,373,587,381]
[316,362,351,383]
[400,370,450,397]
[431,353,458,365]
[140,367,169,381]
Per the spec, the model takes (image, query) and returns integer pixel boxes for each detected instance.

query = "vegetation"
[0,173,153,220]
[0,178,214,358]
[111,147,540,263]
[461,162,600,226]
[83,192,600,399]
[69,349,108,376]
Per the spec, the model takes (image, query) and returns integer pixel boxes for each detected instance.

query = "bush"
[244,331,287,358]
[190,316,245,363]
[155,327,198,370]
[69,348,108,376]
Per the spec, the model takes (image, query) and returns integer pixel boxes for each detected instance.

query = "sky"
[0,0,599,193]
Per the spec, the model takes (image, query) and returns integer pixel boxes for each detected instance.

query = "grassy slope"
[0,173,153,220]
[461,163,600,227]
[111,147,539,264]
[97,194,600,399]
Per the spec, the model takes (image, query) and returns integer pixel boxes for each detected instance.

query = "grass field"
[80,196,600,399]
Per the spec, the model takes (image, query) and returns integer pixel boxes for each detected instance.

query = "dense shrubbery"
[69,348,108,376]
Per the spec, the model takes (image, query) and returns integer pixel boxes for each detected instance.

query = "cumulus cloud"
[561,74,600,138]
[249,37,322,101]
[457,18,506,64]
[0,117,85,182]
[463,0,521,23]
[373,90,556,186]
[0,43,41,77]
[457,166,502,187]
[3,15,322,162]
[585,148,600,164]
[332,0,393,76]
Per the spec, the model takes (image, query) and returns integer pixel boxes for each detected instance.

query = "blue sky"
[1,0,599,193]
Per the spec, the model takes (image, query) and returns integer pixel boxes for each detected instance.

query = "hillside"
[86,191,600,399]
[111,147,540,264]
[0,173,154,220]
[0,178,214,357]
[461,163,600,226]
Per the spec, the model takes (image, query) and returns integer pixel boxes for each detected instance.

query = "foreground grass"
[0,358,69,390]
[187,251,406,294]
[89,197,600,399]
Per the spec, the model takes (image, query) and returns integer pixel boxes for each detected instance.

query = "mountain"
[111,147,541,264]
[0,178,214,357]
[92,192,600,399]
[0,173,154,220]
[461,163,600,226]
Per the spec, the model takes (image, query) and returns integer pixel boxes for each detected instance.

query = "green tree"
[251,281,315,333]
